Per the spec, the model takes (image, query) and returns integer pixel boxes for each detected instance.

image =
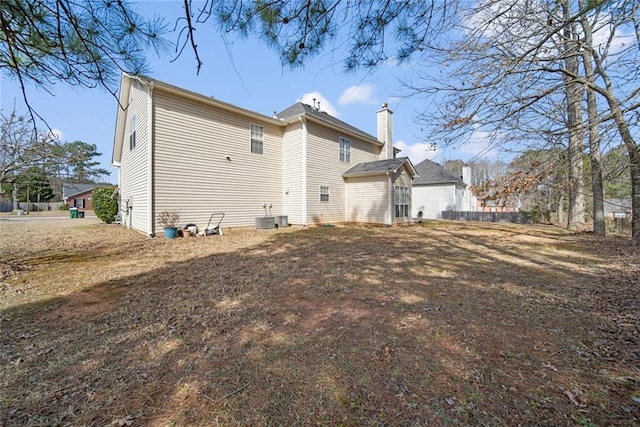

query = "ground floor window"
[320,186,329,202]
[74,198,85,209]
[395,186,409,218]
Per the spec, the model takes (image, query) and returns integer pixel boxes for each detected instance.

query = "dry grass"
[1,218,638,426]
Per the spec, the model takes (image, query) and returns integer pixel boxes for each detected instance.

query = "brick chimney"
[377,103,394,160]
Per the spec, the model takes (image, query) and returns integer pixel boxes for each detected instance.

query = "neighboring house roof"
[413,158,465,186]
[343,157,417,178]
[275,103,381,145]
[63,183,96,199]
[604,198,632,213]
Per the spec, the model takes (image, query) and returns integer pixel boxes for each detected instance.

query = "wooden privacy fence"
[441,210,527,224]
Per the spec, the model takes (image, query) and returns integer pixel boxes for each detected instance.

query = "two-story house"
[112,73,416,235]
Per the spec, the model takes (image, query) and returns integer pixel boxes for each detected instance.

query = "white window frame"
[320,186,330,202]
[251,123,264,154]
[395,186,409,218]
[339,136,351,163]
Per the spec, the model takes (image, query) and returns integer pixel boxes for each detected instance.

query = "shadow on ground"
[1,222,638,425]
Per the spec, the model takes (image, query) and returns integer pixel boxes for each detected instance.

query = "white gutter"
[299,117,308,226]
[147,81,155,236]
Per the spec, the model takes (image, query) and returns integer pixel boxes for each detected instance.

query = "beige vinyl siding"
[305,121,379,224]
[119,80,150,233]
[391,167,413,224]
[281,122,304,224]
[344,175,389,224]
[152,89,283,232]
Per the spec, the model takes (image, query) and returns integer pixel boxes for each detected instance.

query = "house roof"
[113,73,284,165]
[62,183,96,199]
[342,157,417,178]
[113,74,385,165]
[604,198,632,213]
[413,158,465,186]
[276,103,380,145]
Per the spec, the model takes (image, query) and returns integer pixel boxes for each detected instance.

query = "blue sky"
[0,1,492,184]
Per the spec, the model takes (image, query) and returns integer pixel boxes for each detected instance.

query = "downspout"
[116,167,122,225]
[299,117,308,226]
[111,163,121,225]
[147,81,155,236]
[453,185,456,212]
[388,173,393,226]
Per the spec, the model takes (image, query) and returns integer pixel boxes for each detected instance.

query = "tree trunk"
[12,184,18,210]
[605,101,640,242]
[557,193,564,225]
[587,18,640,242]
[586,89,605,236]
[579,2,605,236]
[561,0,585,229]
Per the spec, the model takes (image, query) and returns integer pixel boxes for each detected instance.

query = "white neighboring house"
[111,73,417,235]
[603,198,632,219]
[412,159,475,219]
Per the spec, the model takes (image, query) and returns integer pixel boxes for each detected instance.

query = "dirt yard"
[1,218,638,426]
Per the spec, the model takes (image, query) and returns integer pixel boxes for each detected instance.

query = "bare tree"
[559,0,586,228]
[578,0,640,241]
[471,148,567,219]
[406,0,583,221]
[0,108,61,208]
[578,0,605,235]
[406,0,640,240]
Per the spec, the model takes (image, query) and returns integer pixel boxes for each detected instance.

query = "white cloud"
[453,129,500,159]
[395,128,501,165]
[394,140,440,164]
[592,24,633,55]
[338,84,377,106]
[51,128,63,141]
[297,92,339,117]
[41,128,63,142]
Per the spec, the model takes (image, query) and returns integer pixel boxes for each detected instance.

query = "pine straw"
[1,219,638,426]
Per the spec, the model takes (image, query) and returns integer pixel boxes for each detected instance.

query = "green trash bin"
[70,207,78,219]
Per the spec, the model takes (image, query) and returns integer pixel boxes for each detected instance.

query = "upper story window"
[339,136,351,163]
[251,123,264,154]
[129,114,137,150]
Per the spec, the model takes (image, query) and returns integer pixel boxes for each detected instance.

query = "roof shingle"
[342,157,414,178]
[275,102,378,143]
[413,159,464,185]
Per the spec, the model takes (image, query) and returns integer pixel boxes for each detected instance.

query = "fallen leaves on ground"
[0,219,638,426]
